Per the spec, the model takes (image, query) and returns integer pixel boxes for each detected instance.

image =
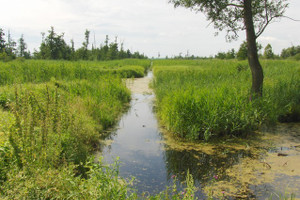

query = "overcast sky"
[1,0,300,58]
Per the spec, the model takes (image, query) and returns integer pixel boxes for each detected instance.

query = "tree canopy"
[169,0,288,41]
[263,43,274,59]
[169,0,288,96]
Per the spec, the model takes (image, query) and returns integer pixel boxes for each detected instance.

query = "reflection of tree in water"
[163,146,255,185]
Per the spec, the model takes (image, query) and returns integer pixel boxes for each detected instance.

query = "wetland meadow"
[0,59,299,199]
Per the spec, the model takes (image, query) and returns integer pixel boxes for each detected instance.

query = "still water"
[101,93,169,194]
[97,72,300,199]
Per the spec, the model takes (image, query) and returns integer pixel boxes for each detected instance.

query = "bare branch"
[282,15,300,22]
[256,14,300,38]
[255,15,278,39]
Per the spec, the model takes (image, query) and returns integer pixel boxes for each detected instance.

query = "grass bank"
[0,59,147,199]
[0,59,199,199]
[0,59,151,86]
[152,59,300,140]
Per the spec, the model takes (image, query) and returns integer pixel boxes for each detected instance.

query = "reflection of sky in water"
[99,75,300,198]
[102,94,170,194]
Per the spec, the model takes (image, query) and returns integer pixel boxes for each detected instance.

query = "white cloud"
[1,0,299,57]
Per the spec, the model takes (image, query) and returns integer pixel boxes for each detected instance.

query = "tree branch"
[255,15,278,39]
[256,14,300,38]
[227,3,243,8]
[282,15,300,22]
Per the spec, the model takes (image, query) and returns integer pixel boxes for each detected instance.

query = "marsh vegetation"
[0,58,299,199]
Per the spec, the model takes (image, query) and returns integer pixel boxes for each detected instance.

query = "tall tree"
[103,35,109,60]
[0,28,5,53]
[237,40,262,60]
[82,29,90,60]
[107,36,119,60]
[38,27,70,60]
[263,43,274,59]
[237,41,248,60]
[169,0,288,96]
[70,39,75,60]
[17,34,27,57]
[6,30,17,58]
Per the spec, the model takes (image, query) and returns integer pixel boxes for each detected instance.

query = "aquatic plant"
[145,170,197,200]
[152,60,300,140]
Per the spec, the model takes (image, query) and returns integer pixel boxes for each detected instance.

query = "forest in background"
[1,27,300,62]
[0,27,147,62]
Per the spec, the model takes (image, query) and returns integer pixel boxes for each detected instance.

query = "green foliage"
[5,31,16,59]
[0,59,151,85]
[264,44,275,59]
[291,53,300,61]
[0,28,7,54]
[0,59,151,199]
[169,0,288,41]
[152,59,300,141]
[236,41,248,60]
[5,85,99,169]
[17,34,30,59]
[0,93,10,109]
[147,171,197,200]
[281,45,300,58]
[36,27,72,60]
[236,41,263,60]
[0,27,147,61]
[0,158,137,200]
[215,49,235,60]
[32,27,147,61]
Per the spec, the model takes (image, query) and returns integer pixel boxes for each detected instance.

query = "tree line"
[215,42,300,60]
[0,27,147,61]
[0,28,30,61]
[164,42,300,60]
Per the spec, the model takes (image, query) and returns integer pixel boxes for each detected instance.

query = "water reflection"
[96,73,300,198]
[163,147,254,183]
[98,93,169,194]
[97,91,257,196]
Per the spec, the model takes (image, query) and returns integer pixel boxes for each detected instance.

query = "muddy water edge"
[96,71,300,199]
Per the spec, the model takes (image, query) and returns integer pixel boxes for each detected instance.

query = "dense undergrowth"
[0,59,156,199]
[0,59,199,199]
[153,59,300,141]
[1,58,297,199]
[0,59,150,86]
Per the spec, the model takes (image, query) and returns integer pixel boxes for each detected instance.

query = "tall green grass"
[0,58,202,199]
[0,59,151,85]
[0,59,148,199]
[153,60,300,140]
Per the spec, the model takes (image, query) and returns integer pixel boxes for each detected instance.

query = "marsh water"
[97,72,300,199]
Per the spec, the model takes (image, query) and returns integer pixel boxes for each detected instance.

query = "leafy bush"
[0,158,136,200]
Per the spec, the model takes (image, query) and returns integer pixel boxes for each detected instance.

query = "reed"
[0,59,147,199]
[0,59,151,85]
[153,59,300,140]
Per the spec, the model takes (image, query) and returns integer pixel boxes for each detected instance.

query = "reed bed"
[0,59,153,199]
[153,59,300,140]
[0,59,151,85]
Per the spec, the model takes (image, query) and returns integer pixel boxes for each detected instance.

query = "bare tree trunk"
[244,0,264,97]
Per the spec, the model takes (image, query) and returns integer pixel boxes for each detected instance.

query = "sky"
[1,0,300,58]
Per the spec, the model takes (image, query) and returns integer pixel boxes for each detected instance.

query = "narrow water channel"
[98,72,171,194]
[97,72,300,199]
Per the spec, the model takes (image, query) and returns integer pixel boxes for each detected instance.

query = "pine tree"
[17,34,27,57]
[0,28,5,53]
